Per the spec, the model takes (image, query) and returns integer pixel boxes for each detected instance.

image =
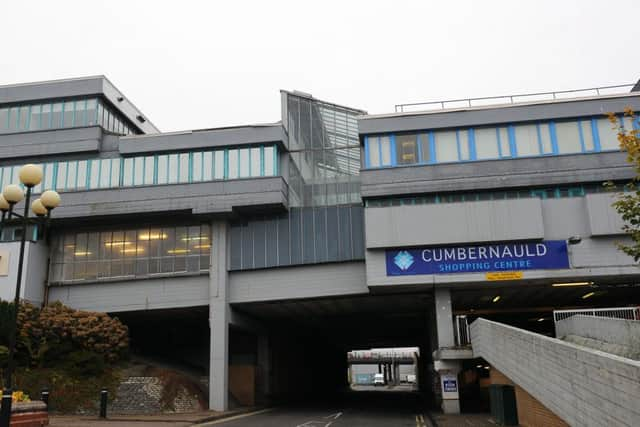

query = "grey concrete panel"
[470,318,640,427]
[435,289,455,349]
[556,315,640,354]
[359,94,640,135]
[0,127,101,160]
[541,197,591,240]
[24,242,48,305]
[361,151,633,198]
[229,261,368,303]
[47,275,209,312]
[119,125,283,154]
[586,193,626,236]
[46,177,287,218]
[365,198,543,249]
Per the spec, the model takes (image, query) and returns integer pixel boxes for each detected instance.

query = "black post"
[99,389,108,418]
[0,187,32,427]
[40,389,49,409]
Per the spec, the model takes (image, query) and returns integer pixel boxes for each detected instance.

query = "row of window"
[364,115,637,168]
[0,145,278,193]
[0,98,137,135]
[364,183,616,207]
[50,224,211,283]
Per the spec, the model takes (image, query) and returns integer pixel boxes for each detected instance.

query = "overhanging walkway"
[470,318,640,426]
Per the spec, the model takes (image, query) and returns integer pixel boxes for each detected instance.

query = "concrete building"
[1,76,639,414]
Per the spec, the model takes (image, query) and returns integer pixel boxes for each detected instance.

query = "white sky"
[2,0,639,132]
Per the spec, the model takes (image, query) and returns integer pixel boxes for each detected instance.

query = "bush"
[1,300,129,370]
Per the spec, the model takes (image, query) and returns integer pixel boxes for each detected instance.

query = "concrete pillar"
[435,360,462,414]
[209,221,229,411]
[435,288,455,348]
[377,364,382,374]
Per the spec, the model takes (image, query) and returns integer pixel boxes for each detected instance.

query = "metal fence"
[394,83,636,113]
[455,315,471,347]
[553,306,640,330]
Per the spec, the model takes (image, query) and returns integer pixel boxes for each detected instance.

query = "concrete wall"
[119,125,283,154]
[365,198,543,249]
[50,176,288,218]
[48,274,209,312]
[556,315,640,359]
[358,93,640,134]
[0,241,48,305]
[361,151,632,198]
[364,193,638,288]
[229,261,367,303]
[471,318,640,427]
[0,126,102,159]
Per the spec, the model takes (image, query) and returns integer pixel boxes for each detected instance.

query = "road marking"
[324,412,343,420]
[197,408,275,425]
[415,414,427,427]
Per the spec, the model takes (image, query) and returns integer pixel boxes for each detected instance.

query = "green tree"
[607,108,640,260]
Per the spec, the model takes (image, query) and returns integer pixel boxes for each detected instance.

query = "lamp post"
[0,165,60,427]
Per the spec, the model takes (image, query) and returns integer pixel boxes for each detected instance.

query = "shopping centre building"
[0,76,639,414]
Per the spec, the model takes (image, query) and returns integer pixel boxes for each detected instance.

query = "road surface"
[200,391,433,427]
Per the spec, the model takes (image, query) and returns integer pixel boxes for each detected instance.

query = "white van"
[373,373,385,386]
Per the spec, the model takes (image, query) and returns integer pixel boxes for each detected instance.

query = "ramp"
[470,318,640,427]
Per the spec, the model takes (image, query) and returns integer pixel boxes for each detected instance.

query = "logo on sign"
[393,250,414,271]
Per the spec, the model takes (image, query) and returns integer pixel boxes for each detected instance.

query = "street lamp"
[0,165,60,427]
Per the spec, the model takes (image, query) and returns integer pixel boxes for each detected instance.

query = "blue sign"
[443,379,458,393]
[386,241,569,276]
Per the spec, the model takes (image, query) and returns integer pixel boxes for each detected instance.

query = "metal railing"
[395,83,636,113]
[455,315,471,347]
[553,306,640,330]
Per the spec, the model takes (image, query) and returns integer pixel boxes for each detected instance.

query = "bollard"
[40,389,50,409]
[99,389,108,419]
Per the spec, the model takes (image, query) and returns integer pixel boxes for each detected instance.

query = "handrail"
[395,83,636,113]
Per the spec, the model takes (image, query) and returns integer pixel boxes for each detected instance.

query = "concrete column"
[209,221,229,411]
[377,364,382,374]
[435,288,455,348]
[435,360,462,414]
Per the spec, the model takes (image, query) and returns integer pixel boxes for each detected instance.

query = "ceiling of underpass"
[232,293,433,350]
[451,282,640,314]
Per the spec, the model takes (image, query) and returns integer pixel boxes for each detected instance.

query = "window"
[555,121,582,154]
[41,104,52,129]
[0,108,8,132]
[433,130,458,163]
[29,104,41,131]
[228,149,239,179]
[179,153,189,183]
[63,101,74,127]
[395,134,418,165]
[18,106,29,131]
[250,147,261,177]
[214,150,225,179]
[475,127,500,160]
[597,118,620,151]
[51,224,212,283]
[86,99,98,126]
[367,136,381,167]
[263,146,275,176]
[458,130,471,160]
[379,136,392,166]
[239,148,250,178]
[51,103,63,129]
[419,133,431,163]
[74,99,87,127]
[157,155,168,184]
[514,124,540,156]
[144,156,154,185]
[203,151,213,181]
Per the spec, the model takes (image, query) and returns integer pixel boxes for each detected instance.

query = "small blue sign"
[443,379,458,393]
[386,241,569,276]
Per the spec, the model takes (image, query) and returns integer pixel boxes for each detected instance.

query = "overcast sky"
[2,1,639,132]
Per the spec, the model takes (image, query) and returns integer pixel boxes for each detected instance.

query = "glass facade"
[365,182,618,207]
[0,145,278,193]
[364,115,638,168]
[284,92,363,206]
[0,98,138,135]
[50,224,211,284]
